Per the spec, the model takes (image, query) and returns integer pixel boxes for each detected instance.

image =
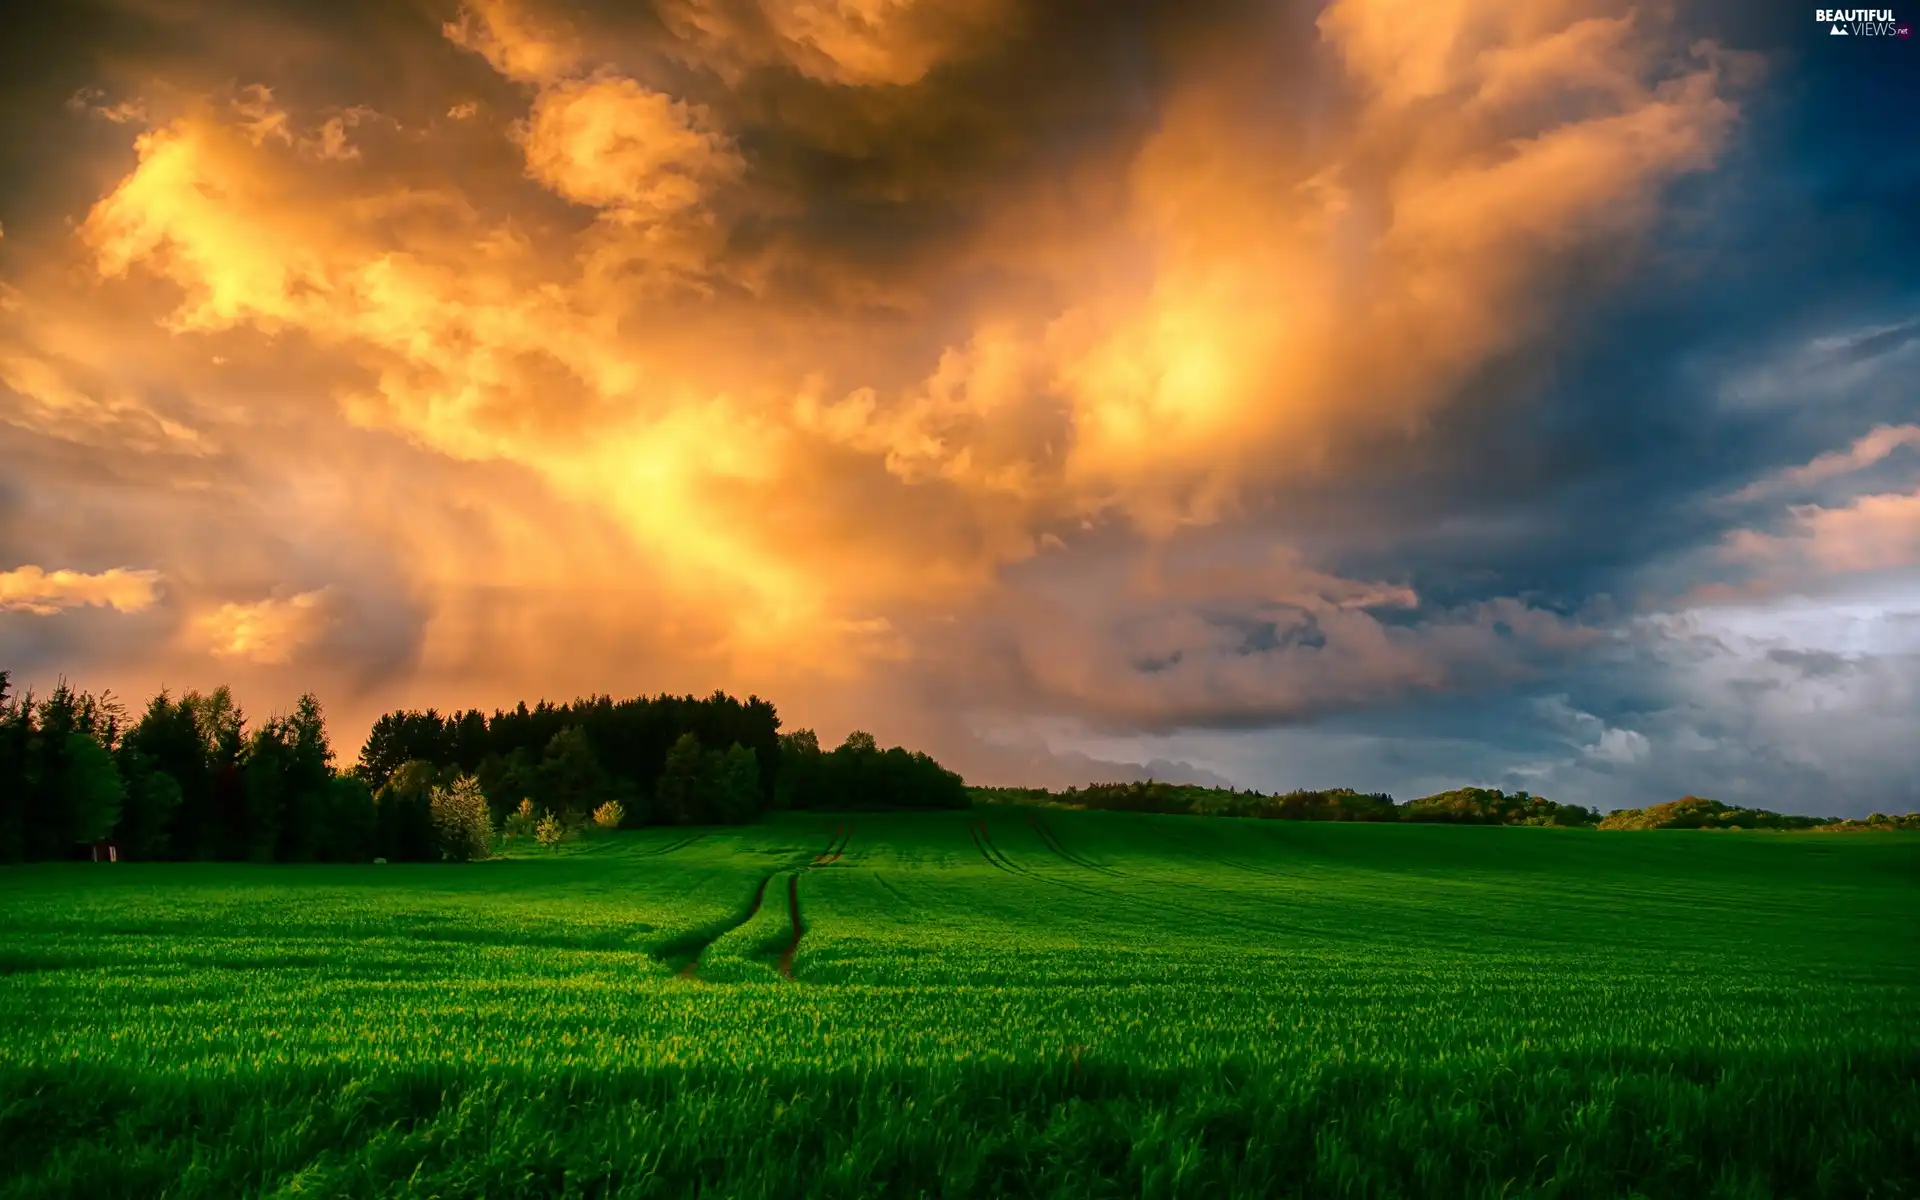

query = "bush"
[592,800,625,830]
[535,812,563,848]
[504,798,537,839]
[429,774,493,862]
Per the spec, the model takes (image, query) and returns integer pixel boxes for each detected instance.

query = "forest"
[4,670,1911,865]
[0,671,966,864]
[971,781,1601,825]
[971,780,1919,831]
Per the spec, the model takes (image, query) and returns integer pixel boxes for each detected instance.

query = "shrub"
[592,800,625,830]
[535,812,563,848]
[429,774,493,862]
[504,798,537,839]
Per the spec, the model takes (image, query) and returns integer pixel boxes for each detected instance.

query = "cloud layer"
[1,0,1913,811]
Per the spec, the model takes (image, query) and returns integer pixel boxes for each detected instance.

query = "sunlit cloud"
[0,567,163,616]
[196,590,337,665]
[1729,490,1920,575]
[1728,424,1920,502]
[0,0,1806,794]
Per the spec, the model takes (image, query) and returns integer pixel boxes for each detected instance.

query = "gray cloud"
[1,0,1915,817]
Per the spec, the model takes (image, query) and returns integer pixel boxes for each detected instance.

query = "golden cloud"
[0,567,163,615]
[516,77,743,223]
[659,0,1011,86]
[444,0,584,85]
[0,0,1760,740]
[195,590,336,665]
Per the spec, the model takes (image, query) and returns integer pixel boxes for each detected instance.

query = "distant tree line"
[973,780,1919,830]
[0,671,967,864]
[7,666,1908,864]
[1597,796,1920,831]
[970,781,1603,826]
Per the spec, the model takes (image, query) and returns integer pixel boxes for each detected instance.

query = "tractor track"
[671,871,772,980]
[969,821,1018,874]
[872,874,910,907]
[970,818,1309,935]
[671,827,850,983]
[971,820,1202,916]
[633,833,705,859]
[776,874,804,978]
[1166,826,1294,879]
[813,825,851,864]
[1028,815,1125,877]
[782,825,852,977]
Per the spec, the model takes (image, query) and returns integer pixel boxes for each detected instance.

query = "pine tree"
[277,694,333,862]
[241,720,291,863]
[116,764,183,860]
[0,672,25,862]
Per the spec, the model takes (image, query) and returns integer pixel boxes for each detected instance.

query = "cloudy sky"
[1,0,1915,814]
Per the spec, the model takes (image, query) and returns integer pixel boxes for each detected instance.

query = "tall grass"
[2,813,1914,1197]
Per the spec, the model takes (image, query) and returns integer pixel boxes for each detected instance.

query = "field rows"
[1,810,1915,1197]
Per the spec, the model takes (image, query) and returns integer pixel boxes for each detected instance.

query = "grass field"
[2,809,1915,1198]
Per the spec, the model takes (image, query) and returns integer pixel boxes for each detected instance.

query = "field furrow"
[777,874,804,979]
[665,872,775,979]
[1028,815,1125,877]
[2,810,1913,1198]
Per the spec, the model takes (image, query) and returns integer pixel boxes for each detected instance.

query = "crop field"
[1,810,1916,1198]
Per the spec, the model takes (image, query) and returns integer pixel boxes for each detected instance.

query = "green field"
[2,810,1915,1198]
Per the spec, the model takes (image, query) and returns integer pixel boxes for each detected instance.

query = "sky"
[1,0,1915,815]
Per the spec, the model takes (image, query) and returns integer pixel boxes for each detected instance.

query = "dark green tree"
[23,681,81,858]
[241,720,292,863]
[121,691,213,859]
[321,774,378,861]
[0,672,25,862]
[715,743,761,824]
[654,732,714,826]
[775,728,823,810]
[375,759,441,861]
[477,747,540,826]
[112,745,183,860]
[275,694,333,862]
[172,687,247,859]
[356,710,449,792]
[17,681,123,856]
[539,727,611,825]
[62,731,125,846]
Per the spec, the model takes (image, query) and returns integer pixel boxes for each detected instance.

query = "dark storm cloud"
[1,0,1914,812]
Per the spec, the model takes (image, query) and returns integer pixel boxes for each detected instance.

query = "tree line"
[970,782,1575,825]
[971,780,1919,830]
[969,781,1601,826]
[7,666,1905,864]
[0,671,965,864]
[1596,795,1920,831]
[361,695,966,829]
